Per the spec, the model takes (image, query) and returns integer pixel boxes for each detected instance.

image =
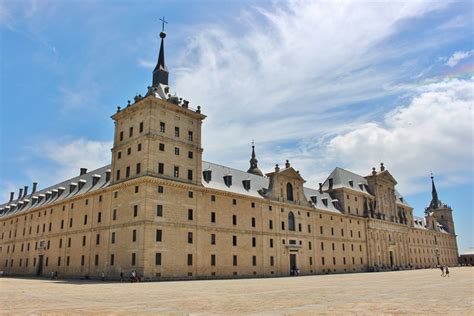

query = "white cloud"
[169,0,455,187]
[25,138,112,189]
[323,77,473,193]
[445,50,473,67]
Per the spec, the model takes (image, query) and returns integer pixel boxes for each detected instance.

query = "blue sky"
[0,0,473,252]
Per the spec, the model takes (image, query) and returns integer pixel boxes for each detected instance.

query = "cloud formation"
[324,77,473,193]
[445,50,473,67]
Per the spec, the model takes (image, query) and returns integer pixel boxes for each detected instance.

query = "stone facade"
[0,30,459,280]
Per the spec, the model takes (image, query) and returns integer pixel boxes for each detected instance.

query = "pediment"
[377,170,398,185]
[278,167,306,183]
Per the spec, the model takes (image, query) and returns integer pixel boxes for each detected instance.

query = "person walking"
[439,265,444,277]
[101,271,105,281]
[445,266,450,277]
[120,271,124,282]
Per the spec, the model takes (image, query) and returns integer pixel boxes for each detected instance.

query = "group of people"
[439,265,450,277]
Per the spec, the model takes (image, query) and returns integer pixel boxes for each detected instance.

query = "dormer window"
[348,180,353,187]
[242,180,251,191]
[358,183,364,191]
[321,197,328,207]
[310,196,317,204]
[92,175,101,186]
[69,183,77,194]
[203,170,212,182]
[223,175,232,187]
[58,187,65,196]
[78,179,86,191]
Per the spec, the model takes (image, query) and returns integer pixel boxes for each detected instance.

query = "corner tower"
[426,175,456,234]
[110,24,206,186]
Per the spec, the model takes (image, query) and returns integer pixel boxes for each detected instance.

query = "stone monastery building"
[0,28,459,280]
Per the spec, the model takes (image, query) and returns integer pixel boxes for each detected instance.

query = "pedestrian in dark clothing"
[120,272,124,282]
[440,266,444,277]
[445,266,450,277]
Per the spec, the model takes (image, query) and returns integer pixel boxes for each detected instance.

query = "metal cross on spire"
[159,16,168,32]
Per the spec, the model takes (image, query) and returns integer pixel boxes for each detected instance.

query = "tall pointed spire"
[247,141,263,176]
[153,17,169,87]
[429,174,439,209]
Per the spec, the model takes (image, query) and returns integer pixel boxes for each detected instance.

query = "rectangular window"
[129,126,133,137]
[68,237,72,248]
[188,151,193,159]
[322,257,325,265]
[331,227,334,236]
[118,151,122,159]
[156,205,163,217]
[113,209,117,221]
[233,255,237,266]
[211,254,216,266]
[158,185,164,193]
[321,242,324,250]
[211,234,216,245]
[232,215,237,225]
[133,205,138,217]
[69,218,73,228]
[59,239,62,248]
[211,212,216,223]
[110,254,115,266]
[308,225,311,233]
[96,234,100,245]
[188,232,193,244]
[269,220,273,230]
[252,217,256,227]
[175,127,180,137]
[158,163,164,174]
[61,220,64,229]
[126,166,130,178]
[156,229,162,242]
[252,237,256,247]
[84,215,88,225]
[66,256,70,266]
[309,241,312,250]
[95,255,99,266]
[81,256,85,266]
[119,131,123,141]
[270,238,274,248]
[132,253,136,266]
[188,191,193,198]
[187,169,193,181]
[98,212,102,223]
[252,256,257,266]
[159,143,165,151]
[136,163,141,174]
[155,253,162,265]
[139,122,144,133]
[174,166,179,177]
[281,221,285,230]
[270,256,274,266]
[232,235,237,246]
[111,232,116,244]
[188,131,193,141]
[132,229,137,242]
[57,256,61,267]
[320,226,323,234]
[135,186,139,193]
[82,235,86,246]
[174,147,180,155]
[160,122,165,133]
[187,254,193,266]
[188,209,193,220]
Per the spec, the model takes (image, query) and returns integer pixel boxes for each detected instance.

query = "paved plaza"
[1,267,473,314]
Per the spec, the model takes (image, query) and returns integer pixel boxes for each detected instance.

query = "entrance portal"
[36,255,44,276]
[389,251,394,267]
[289,254,297,275]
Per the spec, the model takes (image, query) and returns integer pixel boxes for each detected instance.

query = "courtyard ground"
[1,267,473,315]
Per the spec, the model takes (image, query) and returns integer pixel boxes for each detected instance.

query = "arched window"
[288,211,295,231]
[286,183,294,201]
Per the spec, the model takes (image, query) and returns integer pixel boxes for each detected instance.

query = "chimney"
[380,162,385,171]
[372,167,377,175]
[9,192,14,202]
[318,183,323,194]
[18,188,23,200]
[23,186,28,197]
[32,182,38,194]
[80,168,88,175]
[328,178,333,190]
[285,160,290,168]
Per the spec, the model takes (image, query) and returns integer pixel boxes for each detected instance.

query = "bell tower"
[426,175,455,234]
[110,22,206,186]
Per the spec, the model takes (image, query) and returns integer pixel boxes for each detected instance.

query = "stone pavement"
[1,267,473,315]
